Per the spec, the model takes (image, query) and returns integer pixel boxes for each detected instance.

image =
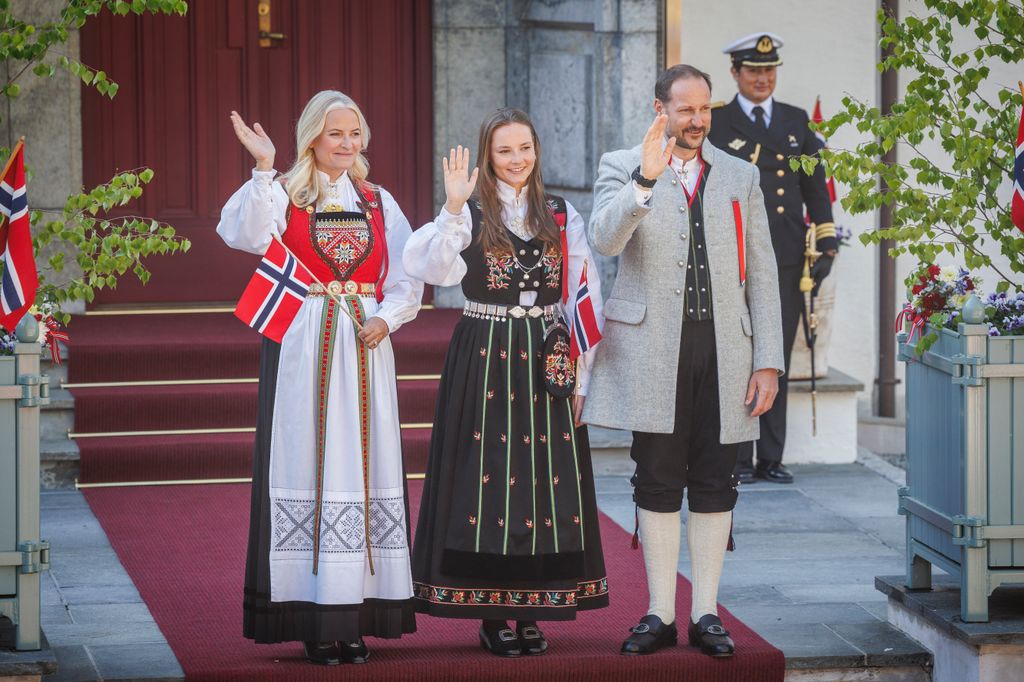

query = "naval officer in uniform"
[708,32,838,485]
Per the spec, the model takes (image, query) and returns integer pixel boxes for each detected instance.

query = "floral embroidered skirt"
[411,314,609,620]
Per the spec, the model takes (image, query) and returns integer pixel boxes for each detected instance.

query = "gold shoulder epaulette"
[710,100,726,109]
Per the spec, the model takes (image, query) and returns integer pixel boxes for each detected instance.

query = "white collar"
[736,93,774,124]
[496,179,528,207]
[316,169,351,188]
[670,153,701,174]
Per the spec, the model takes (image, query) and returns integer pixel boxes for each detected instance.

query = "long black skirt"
[411,315,609,621]
[242,338,417,643]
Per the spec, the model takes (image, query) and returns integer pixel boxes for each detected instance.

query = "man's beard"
[674,127,706,150]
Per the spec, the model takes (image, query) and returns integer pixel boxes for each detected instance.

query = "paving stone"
[57,585,144,606]
[47,645,98,682]
[856,601,890,621]
[90,641,183,681]
[726,530,901,561]
[826,620,932,667]
[800,483,901,519]
[733,489,858,533]
[760,622,866,668]
[724,602,888,629]
[40,491,91,511]
[42,622,167,647]
[40,604,73,625]
[778,582,896,604]
[852,516,907,553]
[69,603,157,625]
[48,552,136,589]
[712,558,905,589]
[717,584,795,607]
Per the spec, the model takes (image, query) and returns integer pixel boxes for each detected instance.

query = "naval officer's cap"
[723,32,784,68]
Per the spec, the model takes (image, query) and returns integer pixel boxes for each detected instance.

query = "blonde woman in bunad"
[404,108,609,657]
[217,90,423,666]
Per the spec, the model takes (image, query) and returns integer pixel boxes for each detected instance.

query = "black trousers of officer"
[738,263,802,467]
[630,320,739,513]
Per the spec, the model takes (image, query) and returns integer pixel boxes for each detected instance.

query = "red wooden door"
[80,0,433,305]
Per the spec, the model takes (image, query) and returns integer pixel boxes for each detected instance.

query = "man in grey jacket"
[581,64,784,657]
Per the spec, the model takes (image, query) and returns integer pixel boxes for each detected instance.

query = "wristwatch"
[631,166,657,189]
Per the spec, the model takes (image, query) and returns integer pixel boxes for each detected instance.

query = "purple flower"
[988,326,1001,337]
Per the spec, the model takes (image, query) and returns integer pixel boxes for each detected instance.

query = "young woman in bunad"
[404,108,609,657]
[217,90,423,666]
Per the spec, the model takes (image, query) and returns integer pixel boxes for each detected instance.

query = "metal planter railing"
[898,318,1024,622]
[0,317,50,650]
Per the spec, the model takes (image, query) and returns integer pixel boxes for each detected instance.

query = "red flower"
[927,264,941,277]
[911,283,924,295]
[922,292,946,311]
[965,279,975,291]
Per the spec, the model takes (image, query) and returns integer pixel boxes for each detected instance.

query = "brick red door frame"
[80,0,433,305]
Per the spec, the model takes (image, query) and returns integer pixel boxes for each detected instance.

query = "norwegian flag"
[1013,90,1024,233]
[811,97,837,203]
[234,239,312,342]
[0,140,37,332]
[569,264,602,361]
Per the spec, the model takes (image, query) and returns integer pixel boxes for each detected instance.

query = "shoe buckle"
[520,626,541,638]
[629,623,651,634]
[498,629,518,642]
[705,624,728,636]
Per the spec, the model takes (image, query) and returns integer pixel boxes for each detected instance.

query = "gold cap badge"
[756,35,774,53]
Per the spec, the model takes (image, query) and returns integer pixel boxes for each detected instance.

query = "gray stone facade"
[432,0,660,305]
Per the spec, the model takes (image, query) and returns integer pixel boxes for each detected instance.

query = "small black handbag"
[540,318,576,399]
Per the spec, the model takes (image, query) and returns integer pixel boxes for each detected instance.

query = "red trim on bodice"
[282,185,389,302]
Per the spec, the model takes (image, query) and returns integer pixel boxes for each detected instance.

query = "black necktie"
[752,105,767,128]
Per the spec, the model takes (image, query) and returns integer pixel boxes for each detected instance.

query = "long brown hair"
[474,108,560,255]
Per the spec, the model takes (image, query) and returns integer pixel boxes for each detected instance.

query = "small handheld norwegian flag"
[234,239,313,342]
[569,261,602,361]
[1013,81,1024,234]
[0,138,37,331]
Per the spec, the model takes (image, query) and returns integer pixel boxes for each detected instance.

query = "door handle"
[257,0,285,47]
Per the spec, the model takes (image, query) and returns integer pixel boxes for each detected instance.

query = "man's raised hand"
[639,113,676,182]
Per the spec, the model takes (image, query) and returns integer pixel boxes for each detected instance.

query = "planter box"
[898,322,1024,622]
[0,341,50,651]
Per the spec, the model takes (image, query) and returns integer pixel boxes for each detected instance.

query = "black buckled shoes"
[620,614,678,655]
[517,624,548,656]
[339,638,369,664]
[479,624,522,657]
[688,614,735,657]
[303,641,343,666]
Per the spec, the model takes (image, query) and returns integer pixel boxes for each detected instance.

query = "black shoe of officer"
[620,614,678,655]
[338,638,369,664]
[735,462,756,485]
[687,614,735,657]
[755,461,794,483]
[303,641,342,666]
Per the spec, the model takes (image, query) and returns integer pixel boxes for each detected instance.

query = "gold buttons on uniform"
[776,154,784,161]
[776,188,785,196]
[776,169,785,177]
[776,206,785,214]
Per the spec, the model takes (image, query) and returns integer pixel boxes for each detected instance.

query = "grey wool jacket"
[581,138,784,443]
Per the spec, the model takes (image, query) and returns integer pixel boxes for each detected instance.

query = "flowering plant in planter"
[0,303,67,362]
[983,291,1024,337]
[898,263,979,350]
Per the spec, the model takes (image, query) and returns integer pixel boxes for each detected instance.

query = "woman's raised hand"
[230,111,276,172]
[442,145,478,215]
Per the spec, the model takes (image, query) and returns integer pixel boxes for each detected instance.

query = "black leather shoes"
[303,641,342,666]
[687,614,735,657]
[620,614,678,655]
[480,624,522,657]
[755,461,793,483]
[735,462,756,485]
[338,638,369,664]
[517,624,548,655]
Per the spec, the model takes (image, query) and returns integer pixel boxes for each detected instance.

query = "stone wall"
[432,0,660,306]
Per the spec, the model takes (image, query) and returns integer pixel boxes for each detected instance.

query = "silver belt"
[463,299,558,321]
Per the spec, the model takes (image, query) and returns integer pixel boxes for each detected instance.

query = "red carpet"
[69,309,461,482]
[84,481,784,682]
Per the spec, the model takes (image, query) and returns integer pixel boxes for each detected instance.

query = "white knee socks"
[637,508,681,625]
[687,510,732,623]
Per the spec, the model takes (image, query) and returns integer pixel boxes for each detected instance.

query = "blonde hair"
[278,90,372,208]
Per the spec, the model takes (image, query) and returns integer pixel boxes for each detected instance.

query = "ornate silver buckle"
[328,281,343,296]
[508,306,527,319]
[343,281,359,295]
[527,306,544,318]
[705,624,728,636]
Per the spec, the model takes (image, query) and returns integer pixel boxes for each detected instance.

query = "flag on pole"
[811,97,837,203]
[569,262,602,361]
[1013,82,1024,233]
[234,239,312,342]
[0,139,37,332]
